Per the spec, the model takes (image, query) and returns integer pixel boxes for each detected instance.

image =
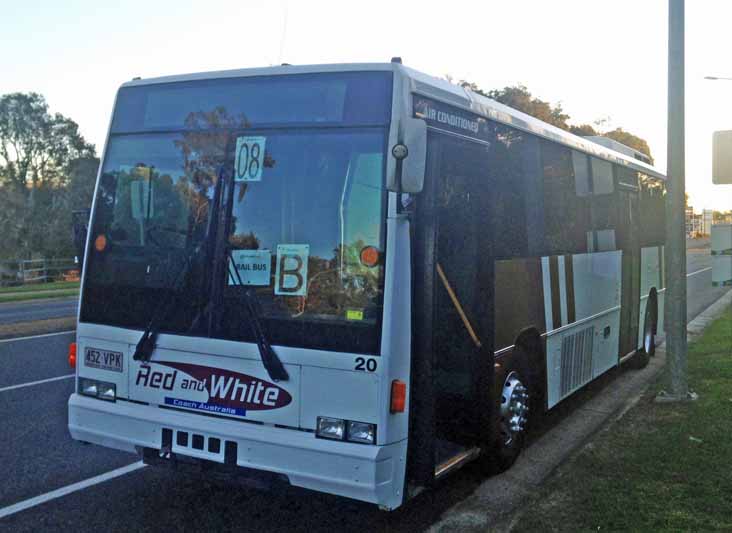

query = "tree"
[0,93,95,195]
[0,93,96,258]
[569,123,598,137]
[466,83,571,131]
[457,81,654,163]
[0,183,26,259]
[49,155,100,258]
[602,128,653,163]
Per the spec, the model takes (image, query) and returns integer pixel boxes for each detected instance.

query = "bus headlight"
[79,378,116,402]
[316,417,346,440]
[347,421,376,444]
[316,417,376,444]
[97,382,117,401]
[80,378,97,397]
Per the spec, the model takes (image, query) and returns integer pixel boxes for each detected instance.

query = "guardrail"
[0,258,79,287]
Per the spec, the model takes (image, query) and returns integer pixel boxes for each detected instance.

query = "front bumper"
[68,394,406,509]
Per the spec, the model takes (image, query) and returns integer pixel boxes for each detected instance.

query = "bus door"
[617,184,641,358]
[430,136,493,465]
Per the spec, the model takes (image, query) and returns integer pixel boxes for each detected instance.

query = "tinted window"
[573,150,591,197]
[412,99,536,258]
[81,128,388,355]
[83,71,393,355]
[112,72,392,133]
[639,174,666,246]
[617,166,639,188]
[82,132,225,334]
[489,126,536,258]
[540,141,591,254]
[589,157,617,251]
[591,157,614,195]
[222,129,386,353]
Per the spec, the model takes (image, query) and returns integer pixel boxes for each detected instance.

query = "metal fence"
[0,258,79,287]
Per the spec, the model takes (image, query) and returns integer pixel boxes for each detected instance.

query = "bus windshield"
[81,72,391,355]
[224,130,385,324]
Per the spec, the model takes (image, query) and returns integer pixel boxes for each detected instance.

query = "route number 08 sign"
[234,136,266,182]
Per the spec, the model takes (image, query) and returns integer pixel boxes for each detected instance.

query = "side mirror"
[387,117,427,194]
[713,130,732,184]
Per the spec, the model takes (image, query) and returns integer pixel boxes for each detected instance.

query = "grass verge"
[512,307,732,532]
[0,281,80,294]
[0,289,79,304]
[0,316,76,339]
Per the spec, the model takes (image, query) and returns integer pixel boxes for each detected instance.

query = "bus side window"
[539,141,590,255]
[489,125,532,259]
[639,175,666,246]
[614,166,640,249]
[589,157,617,252]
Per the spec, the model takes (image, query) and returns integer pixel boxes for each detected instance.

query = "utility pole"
[659,0,695,402]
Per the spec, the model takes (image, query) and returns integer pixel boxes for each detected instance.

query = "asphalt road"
[686,248,726,320]
[0,297,78,325]
[0,250,727,532]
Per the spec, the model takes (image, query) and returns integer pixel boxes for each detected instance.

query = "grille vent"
[560,326,594,398]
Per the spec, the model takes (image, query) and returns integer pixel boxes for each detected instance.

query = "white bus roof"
[122,62,665,180]
[584,136,653,163]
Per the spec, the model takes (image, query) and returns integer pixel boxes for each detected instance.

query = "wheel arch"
[513,326,545,411]
[514,326,543,362]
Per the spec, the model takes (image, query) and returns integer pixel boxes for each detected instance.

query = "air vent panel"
[560,326,594,398]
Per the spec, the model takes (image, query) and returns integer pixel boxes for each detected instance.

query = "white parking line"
[0,374,74,393]
[687,267,712,277]
[0,461,146,519]
[0,330,75,344]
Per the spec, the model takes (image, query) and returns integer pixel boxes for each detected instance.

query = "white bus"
[68,61,666,510]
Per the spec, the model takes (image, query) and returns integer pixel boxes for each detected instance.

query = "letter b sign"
[275,244,309,296]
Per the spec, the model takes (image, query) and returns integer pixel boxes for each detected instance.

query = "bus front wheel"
[481,353,532,473]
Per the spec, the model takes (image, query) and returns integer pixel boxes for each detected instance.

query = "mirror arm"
[395,157,404,195]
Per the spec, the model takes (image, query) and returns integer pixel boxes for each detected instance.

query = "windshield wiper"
[133,168,224,363]
[132,245,200,362]
[227,250,289,382]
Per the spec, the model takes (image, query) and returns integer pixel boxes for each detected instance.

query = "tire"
[480,350,533,474]
[631,299,657,369]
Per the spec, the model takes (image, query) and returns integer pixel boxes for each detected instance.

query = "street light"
[657,0,695,403]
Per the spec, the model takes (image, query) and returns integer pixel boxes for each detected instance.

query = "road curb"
[427,288,732,533]
[686,287,732,339]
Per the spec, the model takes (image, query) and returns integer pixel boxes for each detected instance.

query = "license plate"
[85,347,123,373]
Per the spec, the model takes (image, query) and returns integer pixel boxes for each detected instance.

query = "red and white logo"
[135,361,292,412]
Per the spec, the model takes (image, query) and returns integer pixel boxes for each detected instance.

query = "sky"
[2,0,732,211]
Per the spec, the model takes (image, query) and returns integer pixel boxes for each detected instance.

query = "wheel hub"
[500,372,529,445]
